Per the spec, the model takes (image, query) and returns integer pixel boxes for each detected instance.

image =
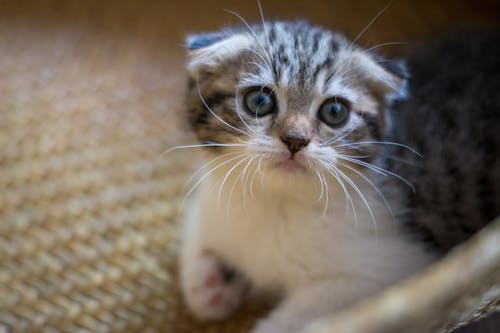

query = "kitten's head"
[185,21,406,184]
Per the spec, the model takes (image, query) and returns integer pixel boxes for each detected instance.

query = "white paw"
[181,250,247,320]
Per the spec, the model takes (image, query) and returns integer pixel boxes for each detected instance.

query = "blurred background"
[1,1,499,332]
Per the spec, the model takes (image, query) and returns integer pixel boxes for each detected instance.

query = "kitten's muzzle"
[280,135,310,155]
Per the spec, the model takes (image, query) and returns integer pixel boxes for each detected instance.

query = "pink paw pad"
[204,273,221,288]
[181,250,247,320]
[209,292,223,306]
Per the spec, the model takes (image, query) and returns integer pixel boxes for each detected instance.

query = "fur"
[178,21,434,333]
[388,30,500,251]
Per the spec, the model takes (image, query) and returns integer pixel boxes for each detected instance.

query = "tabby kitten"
[179,21,435,333]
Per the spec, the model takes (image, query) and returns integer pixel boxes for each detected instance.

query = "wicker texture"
[0,1,499,332]
[0,19,189,333]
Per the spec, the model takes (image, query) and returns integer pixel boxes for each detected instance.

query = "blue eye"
[318,98,350,127]
[243,87,276,117]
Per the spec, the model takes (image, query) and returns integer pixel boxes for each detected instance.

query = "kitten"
[387,30,500,252]
[178,21,436,333]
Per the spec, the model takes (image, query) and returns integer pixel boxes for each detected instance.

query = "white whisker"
[337,161,395,219]
[323,125,357,146]
[333,164,378,234]
[162,142,248,157]
[184,151,241,188]
[235,86,257,135]
[366,41,408,52]
[339,155,416,192]
[352,0,395,45]
[183,153,248,206]
[217,154,253,207]
[224,154,256,221]
[319,170,330,216]
[337,141,422,157]
[196,80,252,137]
[314,170,325,204]
[319,160,357,226]
[223,9,273,69]
[241,155,260,206]
[249,155,264,199]
[257,155,266,190]
[243,48,272,68]
[257,0,272,52]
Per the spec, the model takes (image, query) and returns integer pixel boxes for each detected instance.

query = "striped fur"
[185,21,405,158]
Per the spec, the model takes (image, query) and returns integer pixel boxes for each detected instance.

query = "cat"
[386,30,500,253]
[177,21,500,333]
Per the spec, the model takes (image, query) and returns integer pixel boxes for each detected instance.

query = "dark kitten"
[388,31,500,252]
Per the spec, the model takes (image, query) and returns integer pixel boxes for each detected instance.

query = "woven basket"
[1,1,499,332]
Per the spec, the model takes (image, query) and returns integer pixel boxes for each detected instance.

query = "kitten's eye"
[318,98,350,127]
[243,87,276,117]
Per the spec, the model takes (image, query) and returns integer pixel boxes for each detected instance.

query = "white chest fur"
[182,172,432,295]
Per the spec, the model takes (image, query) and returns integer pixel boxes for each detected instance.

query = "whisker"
[352,0,395,45]
[196,80,251,137]
[339,155,416,193]
[365,41,408,52]
[257,0,272,53]
[233,154,260,210]
[217,154,253,206]
[319,161,358,225]
[235,86,257,135]
[336,141,422,157]
[224,154,256,220]
[182,153,248,206]
[322,125,358,146]
[184,151,241,188]
[378,152,420,166]
[249,157,260,199]
[257,155,266,190]
[332,164,378,234]
[335,143,420,166]
[243,48,271,67]
[337,161,395,219]
[319,170,330,216]
[223,9,273,69]
[314,170,325,204]
[162,142,248,156]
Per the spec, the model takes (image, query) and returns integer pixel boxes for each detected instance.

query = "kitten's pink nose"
[280,135,310,154]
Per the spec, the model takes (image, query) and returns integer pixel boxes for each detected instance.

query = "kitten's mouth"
[273,156,308,172]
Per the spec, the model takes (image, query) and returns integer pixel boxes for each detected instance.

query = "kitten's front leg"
[180,208,248,320]
[252,278,376,333]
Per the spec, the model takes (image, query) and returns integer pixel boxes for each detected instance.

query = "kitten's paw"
[181,250,247,320]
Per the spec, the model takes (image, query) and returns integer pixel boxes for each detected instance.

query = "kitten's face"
[185,22,405,180]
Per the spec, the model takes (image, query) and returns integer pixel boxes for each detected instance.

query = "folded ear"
[352,51,409,103]
[378,58,409,81]
[185,31,229,50]
[379,58,409,103]
[185,29,251,75]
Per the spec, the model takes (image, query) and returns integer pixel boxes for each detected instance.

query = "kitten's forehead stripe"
[259,22,346,93]
[268,25,276,44]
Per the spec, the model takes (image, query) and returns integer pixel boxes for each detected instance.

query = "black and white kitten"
[178,21,499,333]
